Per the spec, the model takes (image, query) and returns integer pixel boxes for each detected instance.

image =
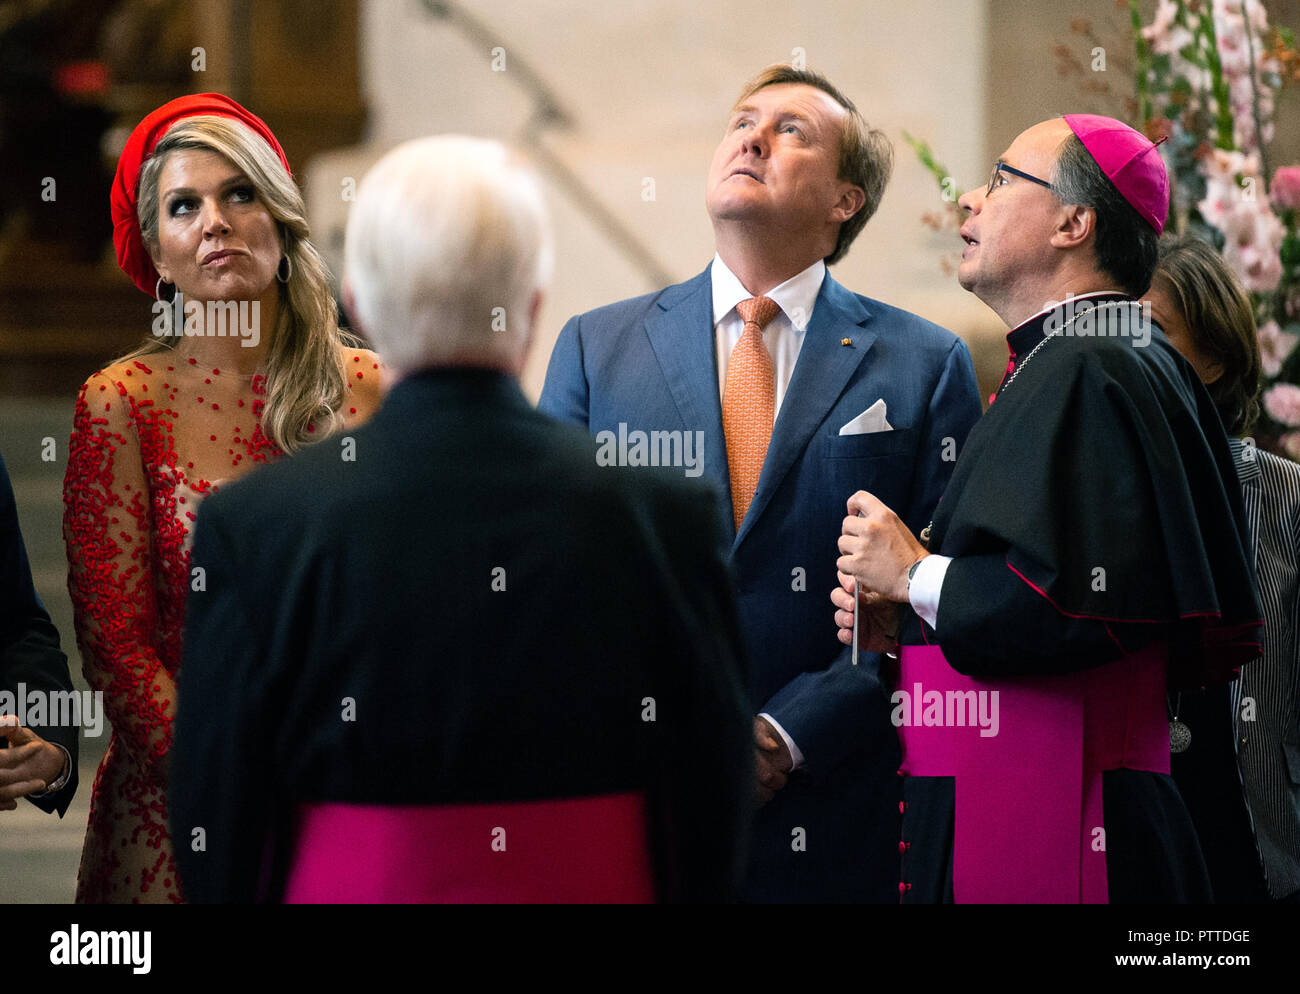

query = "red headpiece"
[110,93,291,296]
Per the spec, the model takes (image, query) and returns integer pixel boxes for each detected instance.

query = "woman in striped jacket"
[1148,235,1300,903]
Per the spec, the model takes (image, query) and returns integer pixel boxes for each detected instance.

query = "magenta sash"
[282,792,654,903]
[897,643,1170,903]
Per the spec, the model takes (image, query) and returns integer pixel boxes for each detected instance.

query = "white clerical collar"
[1010,289,1129,334]
[710,254,826,332]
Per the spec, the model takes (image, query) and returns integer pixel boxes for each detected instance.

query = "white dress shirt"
[908,554,952,630]
[712,254,826,418]
[711,254,826,770]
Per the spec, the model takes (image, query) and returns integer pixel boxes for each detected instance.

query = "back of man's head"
[344,135,553,375]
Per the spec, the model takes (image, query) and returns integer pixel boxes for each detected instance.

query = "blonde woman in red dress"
[63,94,383,903]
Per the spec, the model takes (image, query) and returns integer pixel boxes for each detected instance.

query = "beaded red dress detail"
[63,350,381,903]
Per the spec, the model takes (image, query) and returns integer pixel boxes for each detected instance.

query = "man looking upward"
[542,65,981,902]
[834,115,1262,903]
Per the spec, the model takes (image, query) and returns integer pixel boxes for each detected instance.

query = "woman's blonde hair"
[120,115,351,453]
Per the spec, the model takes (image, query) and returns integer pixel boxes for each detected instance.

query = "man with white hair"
[170,135,752,903]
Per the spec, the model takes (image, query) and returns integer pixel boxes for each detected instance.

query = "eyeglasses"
[986,161,1055,197]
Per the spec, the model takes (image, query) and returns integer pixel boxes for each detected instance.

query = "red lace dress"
[63,348,382,903]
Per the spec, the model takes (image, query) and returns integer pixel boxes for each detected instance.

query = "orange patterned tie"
[723,295,781,530]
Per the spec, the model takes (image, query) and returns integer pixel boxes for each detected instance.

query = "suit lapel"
[643,266,733,520]
[735,274,876,548]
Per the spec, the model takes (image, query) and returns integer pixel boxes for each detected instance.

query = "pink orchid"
[1263,383,1300,428]
[1272,166,1300,212]
[1258,321,1299,379]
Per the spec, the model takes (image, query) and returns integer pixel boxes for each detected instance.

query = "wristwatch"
[28,744,71,798]
[906,555,927,590]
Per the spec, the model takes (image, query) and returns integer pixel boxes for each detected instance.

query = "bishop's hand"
[836,490,928,604]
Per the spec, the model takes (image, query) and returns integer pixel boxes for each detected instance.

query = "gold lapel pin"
[840,337,852,346]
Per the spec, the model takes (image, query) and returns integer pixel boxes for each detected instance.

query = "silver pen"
[851,576,860,667]
[851,508,865,666]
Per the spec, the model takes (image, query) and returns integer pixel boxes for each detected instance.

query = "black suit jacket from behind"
[170,369,751,902]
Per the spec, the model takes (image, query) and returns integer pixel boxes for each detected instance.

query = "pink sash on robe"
[897,643,1170,903]
[282,791,654,903]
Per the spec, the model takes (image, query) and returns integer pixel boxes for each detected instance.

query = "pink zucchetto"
[1063,114,1169,234]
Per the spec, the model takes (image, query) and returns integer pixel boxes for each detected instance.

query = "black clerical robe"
[899,292,1263,904]
[170,370,752,903]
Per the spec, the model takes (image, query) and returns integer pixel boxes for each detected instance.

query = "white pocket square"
[839,399,892,435]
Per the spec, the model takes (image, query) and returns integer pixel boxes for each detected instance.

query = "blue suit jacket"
[539,264,982,901]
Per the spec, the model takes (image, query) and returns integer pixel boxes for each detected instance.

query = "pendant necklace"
[998,301,1140,395]
[1168,692,1191,754]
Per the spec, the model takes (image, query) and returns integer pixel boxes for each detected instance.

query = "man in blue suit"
[539,64,982,902]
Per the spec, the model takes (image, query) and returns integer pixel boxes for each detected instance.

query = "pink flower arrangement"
[1134,3,1299,459]
[1259,321,1299,379]
[1143,1,1280,152]
[1263,383,1300,428]
[1211,0,1280,152]
[1273,166,1300,212]
[1199,151,1286,294]
[1282,432,1300,461]
[1143,0,1194,58]
[1223,210,1285,293]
